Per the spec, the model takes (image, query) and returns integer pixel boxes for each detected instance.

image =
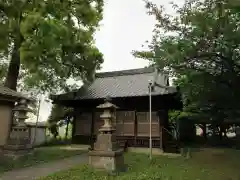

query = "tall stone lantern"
[3,98,33,159]
[89,98,125,172]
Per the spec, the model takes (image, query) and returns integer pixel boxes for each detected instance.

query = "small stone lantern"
[89,97,125,172]
[3,98,33,159]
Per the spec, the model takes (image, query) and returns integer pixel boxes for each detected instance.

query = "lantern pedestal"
[3,124,33,159]
[89,99,125,172]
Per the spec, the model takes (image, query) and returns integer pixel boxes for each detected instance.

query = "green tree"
[0,0,104,92]
[134,0,240,126]
[48,104,74,139]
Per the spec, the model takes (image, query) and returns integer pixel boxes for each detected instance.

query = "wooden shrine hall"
[51,67,182,151]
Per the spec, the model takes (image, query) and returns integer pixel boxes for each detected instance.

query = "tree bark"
[65,119,69,139]
[4,13,23,91]
[4,41,21,90]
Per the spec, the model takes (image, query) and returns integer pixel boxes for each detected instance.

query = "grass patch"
[40,148,240,180]
[0,146,86,173]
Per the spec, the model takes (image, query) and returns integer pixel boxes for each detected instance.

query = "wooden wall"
[116,111,135,136]
[74,111,160,136]
[73,110,165,148]
[136,112,159,137]
[75,112,92,135]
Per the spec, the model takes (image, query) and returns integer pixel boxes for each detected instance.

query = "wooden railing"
[73,135,161,149]
[116,136,160,148]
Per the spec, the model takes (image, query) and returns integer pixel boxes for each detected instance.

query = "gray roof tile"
[72,67,177,100]
[0,86,28,99]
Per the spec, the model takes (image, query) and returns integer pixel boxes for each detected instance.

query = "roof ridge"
[95,67,154,78]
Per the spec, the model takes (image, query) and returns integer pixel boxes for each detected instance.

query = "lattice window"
[147,112,158,122]
[116,111,124,123]
[136,111,159,137]
[137,112,147,123]
[137,112,158,123]
[116,111,135,136]
[124,111,135,123]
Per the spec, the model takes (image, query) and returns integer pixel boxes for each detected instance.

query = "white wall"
[29,127,47,146]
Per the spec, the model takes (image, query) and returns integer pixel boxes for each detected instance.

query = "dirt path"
[0,154,88,180]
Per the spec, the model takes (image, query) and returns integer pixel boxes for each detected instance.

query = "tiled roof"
[0,86,29,99]
[53,67,177,101]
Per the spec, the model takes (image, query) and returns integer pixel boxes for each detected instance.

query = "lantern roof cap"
[97,97,118,109]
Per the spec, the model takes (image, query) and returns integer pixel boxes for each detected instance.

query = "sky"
[33,0,184,122]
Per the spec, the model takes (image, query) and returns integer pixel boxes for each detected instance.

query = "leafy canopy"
[48,104,74,125]
[0,0,104,93]
[134,0,240,122]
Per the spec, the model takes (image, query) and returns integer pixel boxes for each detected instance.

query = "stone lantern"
[13,99,32,125]
[3,98,33,159]
[89,97,125,172]
[98,99,118,133]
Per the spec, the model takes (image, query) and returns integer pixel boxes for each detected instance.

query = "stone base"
[89,149,125,172]
[2,144,33,160]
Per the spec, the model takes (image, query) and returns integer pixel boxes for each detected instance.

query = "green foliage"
[0,0,104,92]
[0,58,8,84]
[168,110,196,143]
[134,0,240,123]
[168,110,193,122]
[48,104,74,138]
[48,104,74,124]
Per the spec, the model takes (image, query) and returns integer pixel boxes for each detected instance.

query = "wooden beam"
[134,110,138,147]
[158,110,165,150]
[90,110,95,149]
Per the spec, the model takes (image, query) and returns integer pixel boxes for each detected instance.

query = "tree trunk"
[65,119,69,139]
[4,33,22,132]
[4,44,21,90]
[4,28,22,90]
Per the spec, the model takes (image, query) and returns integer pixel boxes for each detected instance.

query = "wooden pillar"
[158,114,163,150]
[134,110,138,147]
[158,110,166,150]
[160,127,163,150]
[90,110,95,149]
